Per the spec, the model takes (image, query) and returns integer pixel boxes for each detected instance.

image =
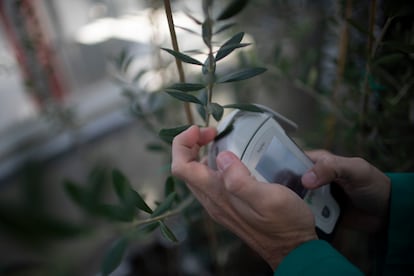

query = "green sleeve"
[274,240,363,275]
[383,173,414,275]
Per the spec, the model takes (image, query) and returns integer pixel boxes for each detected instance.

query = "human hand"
[301,150,391,233]
[172,126,317,269]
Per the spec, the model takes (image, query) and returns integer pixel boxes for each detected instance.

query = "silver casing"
[208,106,340,234]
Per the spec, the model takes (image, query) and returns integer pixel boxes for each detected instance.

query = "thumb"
[216,151,264,201]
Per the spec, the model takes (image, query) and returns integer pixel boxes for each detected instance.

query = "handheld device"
[208,105,340,235]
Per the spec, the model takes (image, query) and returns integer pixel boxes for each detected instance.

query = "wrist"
[264,230,318,270]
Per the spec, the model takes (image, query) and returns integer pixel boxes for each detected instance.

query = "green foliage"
[101,237,128,276]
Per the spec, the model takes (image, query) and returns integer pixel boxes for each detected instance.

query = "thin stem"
[132,195,195,227]
[164,0,194,125]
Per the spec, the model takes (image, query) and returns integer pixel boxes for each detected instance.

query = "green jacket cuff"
[274,240,363,275]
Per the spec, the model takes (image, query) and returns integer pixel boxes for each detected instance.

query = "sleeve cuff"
[386,173,414,265]
[274,240,363,275]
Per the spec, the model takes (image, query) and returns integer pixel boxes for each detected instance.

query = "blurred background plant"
[0,0,412,275]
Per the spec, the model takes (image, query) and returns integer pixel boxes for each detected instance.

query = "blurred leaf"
[217,0,249,20]
[97,204,134,222]
[101,237,128,276]
[214,22,237,35]
[64,180,89,209]
[184,11,202,25]
[198,89,208,105]
[202,19,213,47]
[146,143,166,152]
[197,104,207,121]
[208,103,224,121]
[202,54,216,76]
[346,18,374,39]
[164,176,175,197]
[159,125,191,144]
[88,165,109,202]
[174,25,199,36]
[168,83,205,92]
[151,192,176,218]
[215,123,234,141]
[122,55,134,73]
[159,221,178,242]
[137,222,159,235]
[166,90,203,104]
[112,169,153,214]
[202,0,213,17]
[382,41,414,54]
[133,69,147,83]
[161,48,203,65]
[372,53,405,66]
[217,67,267,83]
[223,103,264,112]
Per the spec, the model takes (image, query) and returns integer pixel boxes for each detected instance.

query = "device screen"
[255,136,307,197]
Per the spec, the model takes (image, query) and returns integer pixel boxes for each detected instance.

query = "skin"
[171,126,391,270]
[302,150,391,233]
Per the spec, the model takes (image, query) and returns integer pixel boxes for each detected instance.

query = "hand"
[172,126,317,269]
[301,150,391,233]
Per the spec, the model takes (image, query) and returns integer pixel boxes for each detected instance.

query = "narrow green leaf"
[214,123,234,141]
[216,0,249,20]
[168,83,205,92]
[214,22,237,35]
[223,103,264,112]
[146,143,166,152]
[151,192,176,218]
[184,11,202,25]
[63,180,88,208]
[101,237,128,276]
[202,54,216,76]
[159,125,191,144]
[112,169,153,214]
[166,90,203,104]
[174,25,199,36]
[198,89,208,105]
[372,53,404,66]
[197,104,207,121]
[138,222,159,234]
[161,48,203,65]
[217,67,267,83]
[97,204,134,222]
[215,43,251,62]
[208,103,224,121]
[159,221,178,242]
[202,19,213,47]
[215,32,245,61]
[164,176,175,197]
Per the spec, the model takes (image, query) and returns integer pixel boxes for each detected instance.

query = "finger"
[217,151,284,208]
[302,150,367,189]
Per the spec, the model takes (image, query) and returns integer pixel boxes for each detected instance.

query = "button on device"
[322,206,330,218]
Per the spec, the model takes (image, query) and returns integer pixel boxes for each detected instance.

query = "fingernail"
[302,171,318,187]
[217,152,235,171]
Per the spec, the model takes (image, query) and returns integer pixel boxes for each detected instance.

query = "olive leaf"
[168,83,205,92]
[159,125,191,144]
[216,0,249,20]
[112,169,153,214]
[217,67,267,83]
[215,32,246,61]
[166,90,203,104]
[101,237,128,276]
[161,48,203,65]
[208,102,224,121]
[159,221,178,242]
[151,192,177,218]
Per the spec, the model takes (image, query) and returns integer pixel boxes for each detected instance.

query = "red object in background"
[0,0,66,106]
